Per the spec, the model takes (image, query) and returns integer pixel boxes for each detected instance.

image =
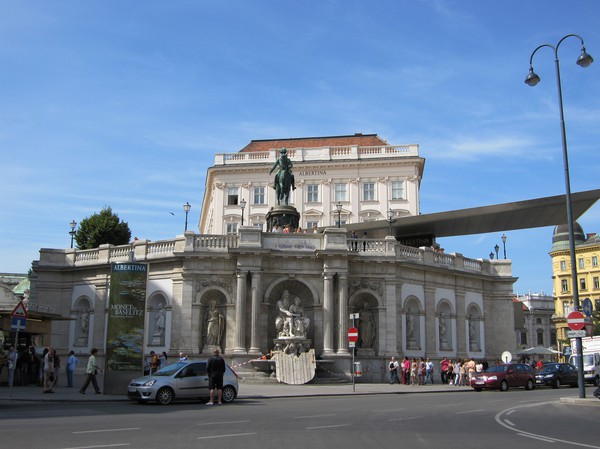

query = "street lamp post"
[489,252,494,260]
[240,199,247,226]
[525,33,593,398]
[386,208,396,236]
[494,244,500,260]
[501,234,507,259]
[69,220,77,249]
[335,202,342,228]
[183,202,191,232]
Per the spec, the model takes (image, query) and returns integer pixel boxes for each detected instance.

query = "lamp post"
[386,208,396,236]
[489,252,494,260]
[525,33,593,398]
[240,198,247,226]
[501,234,507,259]
[183,202,191,232]
[69,220,77,249]
[335,202,342,228]
[494,244,499,260]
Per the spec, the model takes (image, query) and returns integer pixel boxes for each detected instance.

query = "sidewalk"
[2,375,599,405]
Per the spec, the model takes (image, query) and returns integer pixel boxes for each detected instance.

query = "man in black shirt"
[206,349,226,405]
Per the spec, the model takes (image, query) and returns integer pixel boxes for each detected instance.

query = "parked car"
[471,363,536,392]
[535,362,578,389]
[127,360,239,405]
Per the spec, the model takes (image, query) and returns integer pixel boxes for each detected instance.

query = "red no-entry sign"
[348,327,359,342]
[567,311,585,331]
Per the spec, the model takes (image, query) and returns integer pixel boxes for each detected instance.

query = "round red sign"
[348,326,359,342]
[567,311,585,331]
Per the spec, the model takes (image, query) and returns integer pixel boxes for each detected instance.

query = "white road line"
[306,424,350,430]
[197,432,257,440]
[518,433,557,443]
[434,403,461,408]
[197,420,251,426]
[294,414,336,419]
[503,419,516,427]
[388,416,422,422]
[456,409,485,414]
[72,428,140,434]
[372,408,406,413]
[62,445,130,449]
[506,409,515,415]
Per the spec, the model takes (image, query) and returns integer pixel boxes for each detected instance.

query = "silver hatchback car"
[127,360,239,405]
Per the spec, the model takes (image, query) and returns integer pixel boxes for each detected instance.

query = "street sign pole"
[10,300,28,399]
[348,314,359,393]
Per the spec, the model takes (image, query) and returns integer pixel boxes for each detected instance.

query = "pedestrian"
[79,348,102,394]
[593,384,600,400]
[66,350,78,388]
[402,356,410,384]
[179,352,188,362]
[149,351,160,374]
[52,348,61,387]
[43,347,55,393]
[160,351,168,368]
[351,231,358,251]
[388,357,400,384]
[362,232,368,251]
[425,357,434,384]
[206,348,226,405]
[18,346,30,386]
[410,358,418,385]
[7,345,18,387]
[418,357,426,385]
[440,357,449,384]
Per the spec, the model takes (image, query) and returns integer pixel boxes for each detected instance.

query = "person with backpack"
[206,349,226,405]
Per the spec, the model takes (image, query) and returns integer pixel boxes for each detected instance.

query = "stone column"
[336,273,349,355]
[455,286,467,355]
[383,278,398,356]
[424,285,436,355]
[322,273,335,355]
[233,270,247,354]
[249,271,262,355]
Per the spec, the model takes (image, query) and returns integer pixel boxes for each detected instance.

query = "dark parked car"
[127,360,239,405]
[471,363,536,392]
[535,362,578,389]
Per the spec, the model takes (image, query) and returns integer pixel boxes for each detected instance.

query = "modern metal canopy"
[341,189,600,239]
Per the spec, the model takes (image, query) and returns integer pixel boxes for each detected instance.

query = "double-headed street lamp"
[525,33,593,398]
[240,198,247,226]
[335,202,342,228]
[386,208,396,236]
[69,220,77,249]
[183,202,191,232]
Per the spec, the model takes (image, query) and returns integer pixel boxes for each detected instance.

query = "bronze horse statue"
[270,148,296,205]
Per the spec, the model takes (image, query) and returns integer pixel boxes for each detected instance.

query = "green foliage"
[75,206,131,249]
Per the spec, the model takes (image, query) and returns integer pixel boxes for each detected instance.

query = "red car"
[471,363,536,392]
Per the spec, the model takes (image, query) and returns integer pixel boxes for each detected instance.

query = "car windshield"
[539,363,560,372]
[153,362,186,377]
[484,365,507,373]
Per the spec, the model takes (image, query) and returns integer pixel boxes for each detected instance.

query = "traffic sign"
[567,330,587,338]
[11,317,26,332]
[11,300,28,318]
[567,311,585,330]
[582,298,593,317]
[348,326,359,342]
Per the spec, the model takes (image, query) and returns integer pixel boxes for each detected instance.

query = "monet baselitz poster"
[106,263,148,372]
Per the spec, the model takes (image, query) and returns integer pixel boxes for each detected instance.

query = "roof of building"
[239,133,389,152]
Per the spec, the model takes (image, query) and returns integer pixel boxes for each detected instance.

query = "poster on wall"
[105,263,147,373]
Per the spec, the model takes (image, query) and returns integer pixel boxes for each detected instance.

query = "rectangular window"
[561,279,569,293]
[560,260,567,271]
[306,184,319,203]
[334,183,347,202]
[362,182,375,201]
[226,223,238,234]
[391,180,405,200]
[579,258,585,269]
[253,222,264,231]
[253,187,265,205]
[580,278,587,290]
[537,331,544,346]
[550,331,557,346]
[593,256,598,267]
[594,277,599,289]
[520,332,527,346]
[307,220,319,230]
[227,187,239,206]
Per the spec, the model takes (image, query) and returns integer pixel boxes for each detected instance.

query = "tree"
[75,206,131,250]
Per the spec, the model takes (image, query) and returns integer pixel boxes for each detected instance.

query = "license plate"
[535,380,542,384]
[475,381,484,386]
[128,387,137,393]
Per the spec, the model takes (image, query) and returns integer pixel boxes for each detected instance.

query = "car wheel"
[525,379,534,390]
[222,385,236,403]
[156,387,175,405]
[553,379,560,389]
[499,380,508,392]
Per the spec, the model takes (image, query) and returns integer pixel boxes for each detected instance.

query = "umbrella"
[516,346,561,356]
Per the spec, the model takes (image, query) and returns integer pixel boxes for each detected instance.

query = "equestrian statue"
[269,148,296,205]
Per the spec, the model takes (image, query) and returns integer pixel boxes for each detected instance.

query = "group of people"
[144,351,169,375]
[271,224,319,234]
[388,356,490,386]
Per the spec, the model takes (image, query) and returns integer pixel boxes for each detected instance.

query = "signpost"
[9,301,28,397]
[348,314,359,392]
[567,330,587,338]
[567,311,585,331]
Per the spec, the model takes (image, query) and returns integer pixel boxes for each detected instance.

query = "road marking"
[503,419,515,427]
[197,420,251,426]
[434,403,461,408]
[372,408,406,413]
[197,432,257,440]
[62,445,130,449]
[518,433,557,443]
[456,409,485,414]
[294,414,336,419]
[306,424,350,430]
[389,416,422,422]
[72,428,140,434]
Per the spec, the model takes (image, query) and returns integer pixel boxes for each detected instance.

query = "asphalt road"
[1,387,598,449]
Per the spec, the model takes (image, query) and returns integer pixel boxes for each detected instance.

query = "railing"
[148,240,177,255]
[194,234,238,250]
[74,249,100,263]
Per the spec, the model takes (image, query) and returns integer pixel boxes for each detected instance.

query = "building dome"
[551,222,586,252]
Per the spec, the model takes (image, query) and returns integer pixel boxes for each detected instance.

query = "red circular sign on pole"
[348,327,359,342]
[567,311,585,330]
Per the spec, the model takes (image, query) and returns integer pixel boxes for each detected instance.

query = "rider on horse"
[269,148,296,204]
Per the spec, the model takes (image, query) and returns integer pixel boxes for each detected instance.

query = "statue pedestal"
[202,345,222,355]
[266,206,300,231]
[273,336,311,356]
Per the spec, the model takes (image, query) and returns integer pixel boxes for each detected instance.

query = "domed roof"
[551,222,586,251]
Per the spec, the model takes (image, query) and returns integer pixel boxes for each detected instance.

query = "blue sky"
[1,1,599,296]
